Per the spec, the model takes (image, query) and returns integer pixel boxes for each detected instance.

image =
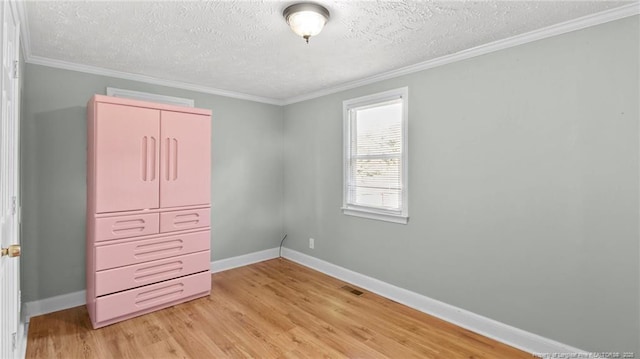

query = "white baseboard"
[23,290,86,322]
[281,248,586,357]
[22,247,281,321]
[210,247,279,273]
[18,321,28,359]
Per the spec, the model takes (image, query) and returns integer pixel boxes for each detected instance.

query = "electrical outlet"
[309,238,315,249]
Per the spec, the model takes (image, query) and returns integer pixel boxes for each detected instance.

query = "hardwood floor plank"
[26,258,531,358]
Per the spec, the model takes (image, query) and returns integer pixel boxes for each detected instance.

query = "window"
[343,87,408,224]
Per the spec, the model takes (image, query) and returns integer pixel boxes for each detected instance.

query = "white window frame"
[342,87,409,224]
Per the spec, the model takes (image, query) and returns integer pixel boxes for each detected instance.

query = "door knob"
[1,244,20,258]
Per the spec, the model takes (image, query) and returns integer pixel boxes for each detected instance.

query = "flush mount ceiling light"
[283,3,330,44]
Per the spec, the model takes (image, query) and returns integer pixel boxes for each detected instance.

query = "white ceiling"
[23,1,636,104]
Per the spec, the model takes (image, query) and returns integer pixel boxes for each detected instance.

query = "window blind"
[347,100,403,212]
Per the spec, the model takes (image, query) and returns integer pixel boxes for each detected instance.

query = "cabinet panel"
[160,208,210,233]
[94,271,211,324]
[95,103,160,213]
[95,213,159,242]
[160,111,211,208]
[95,251,210,296]
[95,230,210,271]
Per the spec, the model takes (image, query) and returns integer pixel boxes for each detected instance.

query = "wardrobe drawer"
[95,213,160,242]
[95,251,210,297]
[95,271,211,324]
[95,230,210,271]
[160,208,210,233]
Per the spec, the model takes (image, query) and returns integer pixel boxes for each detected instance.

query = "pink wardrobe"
[86,95,212,329]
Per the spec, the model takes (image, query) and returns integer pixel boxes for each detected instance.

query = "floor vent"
[341,285,364,296]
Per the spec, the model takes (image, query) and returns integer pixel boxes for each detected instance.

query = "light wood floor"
[26,258,530,358]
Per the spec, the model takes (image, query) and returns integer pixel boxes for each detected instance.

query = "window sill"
[342,207,408,224]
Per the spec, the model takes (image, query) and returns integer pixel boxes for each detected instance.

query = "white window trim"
[342,87,409,224]
[106,87,194,108]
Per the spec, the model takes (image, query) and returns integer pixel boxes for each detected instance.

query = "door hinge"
[11,332,16,351]
[11,196,17,215]
[12,60,18,79]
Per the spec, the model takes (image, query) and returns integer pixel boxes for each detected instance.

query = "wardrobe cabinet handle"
[165,137,171,181]
[164,137,178,181]
[172,138,178,181]
[149,136,156,181]
[141,136,148,181]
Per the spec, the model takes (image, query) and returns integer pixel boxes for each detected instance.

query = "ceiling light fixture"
[283,3,330,44]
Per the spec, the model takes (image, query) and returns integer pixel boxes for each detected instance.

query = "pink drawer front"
[95,271,211,324]
[95,230,210,271]
[160,208,210,233]
[95,251,210,296]
[95,213,159,242]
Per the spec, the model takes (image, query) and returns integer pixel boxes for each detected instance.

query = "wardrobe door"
[95,103,160,213]
[160,111,210,208]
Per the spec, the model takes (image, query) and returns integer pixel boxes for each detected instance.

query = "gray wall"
[21,64,284,302]
[282,16,639,353]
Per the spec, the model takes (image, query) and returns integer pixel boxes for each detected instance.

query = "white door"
[0,1,21,358]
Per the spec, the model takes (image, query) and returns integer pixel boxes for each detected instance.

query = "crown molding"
[25,56,284,105]
[15,1,638,107]
[282,2,640,105]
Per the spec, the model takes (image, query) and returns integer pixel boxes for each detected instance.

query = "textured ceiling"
[26,1,633,101]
